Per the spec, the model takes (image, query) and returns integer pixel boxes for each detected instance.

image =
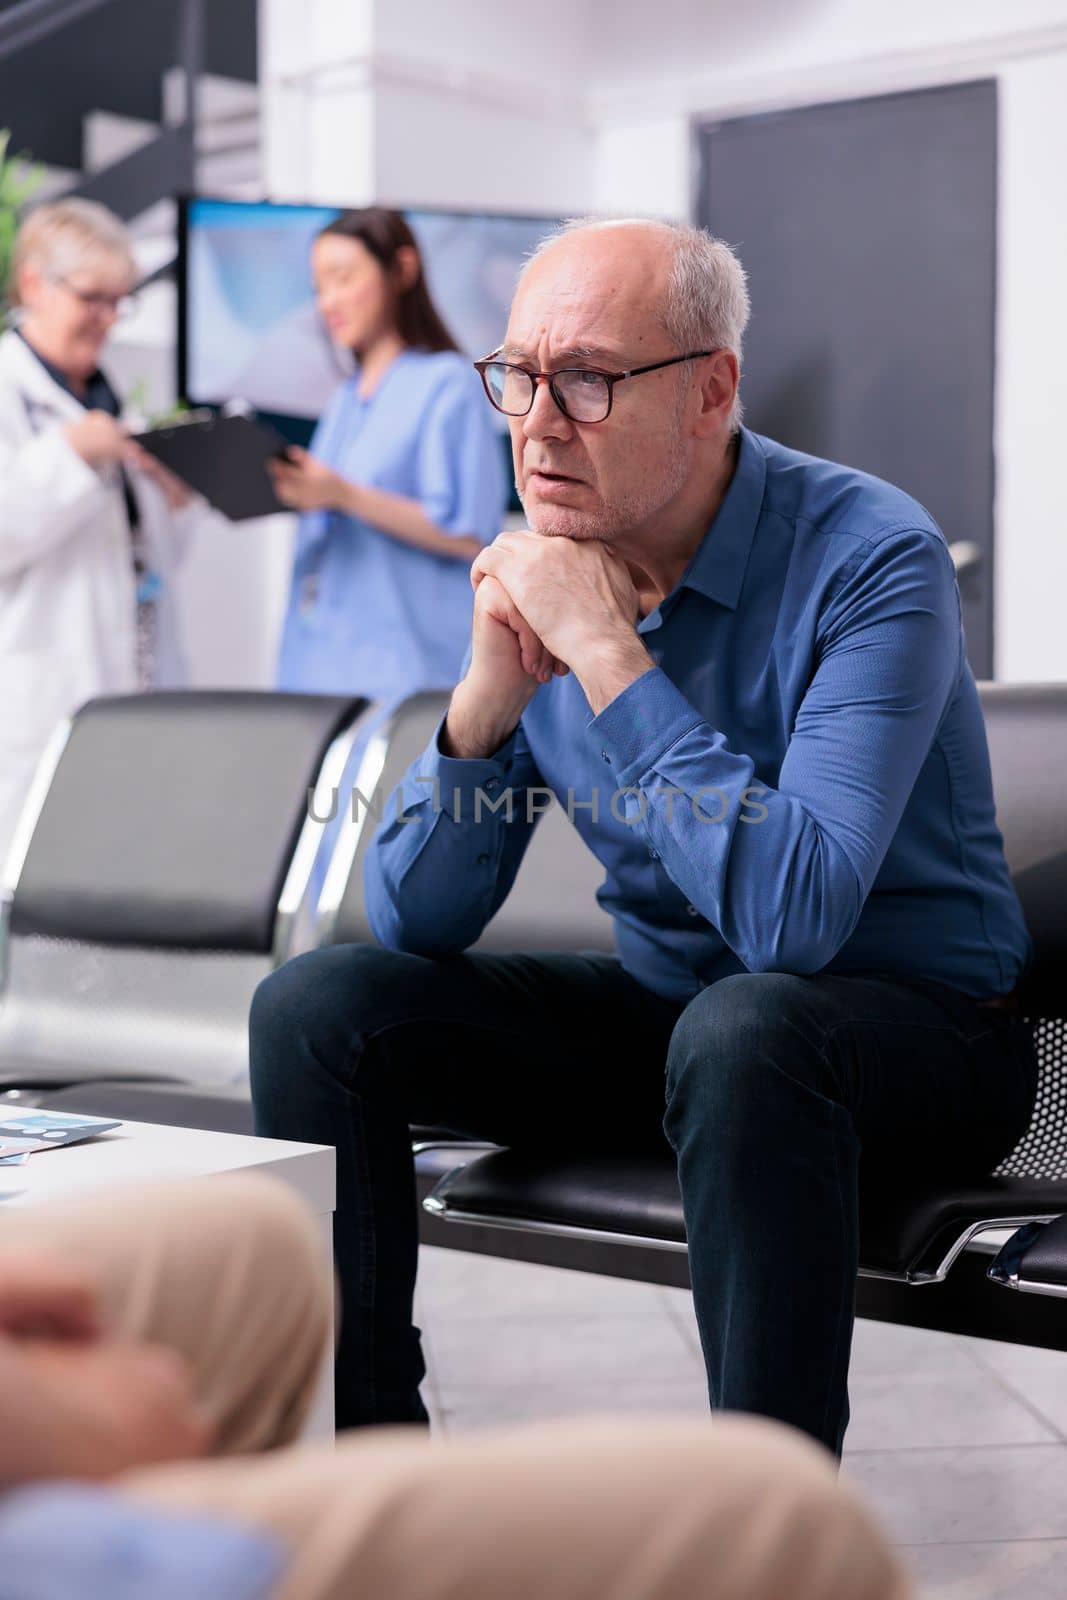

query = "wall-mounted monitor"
[178,196,561,450]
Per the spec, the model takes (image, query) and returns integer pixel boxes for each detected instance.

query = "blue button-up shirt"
[366,428,1031,1004]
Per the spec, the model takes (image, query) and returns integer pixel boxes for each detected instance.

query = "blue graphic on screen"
[185,198,559,425]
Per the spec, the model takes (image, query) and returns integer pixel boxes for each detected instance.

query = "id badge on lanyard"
[299,572,320,618]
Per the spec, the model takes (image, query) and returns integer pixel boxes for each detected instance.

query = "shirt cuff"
[588,667,704,790]
[397,713,521,822]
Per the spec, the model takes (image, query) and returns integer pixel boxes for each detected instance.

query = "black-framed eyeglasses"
[50,274,136,319]
[473,350,716,424]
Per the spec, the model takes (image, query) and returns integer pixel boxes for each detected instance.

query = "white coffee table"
[0,1111,336,1437]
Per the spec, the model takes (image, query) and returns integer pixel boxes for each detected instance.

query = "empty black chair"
[0,690,369,1098]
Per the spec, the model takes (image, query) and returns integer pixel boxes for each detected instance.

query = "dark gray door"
[698,80,997,676]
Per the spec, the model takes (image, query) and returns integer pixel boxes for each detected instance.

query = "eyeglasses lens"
[484,362,611,422]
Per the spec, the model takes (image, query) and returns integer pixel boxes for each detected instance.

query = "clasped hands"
[469,530,654,712]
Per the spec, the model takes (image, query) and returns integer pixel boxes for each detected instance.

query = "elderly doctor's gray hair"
[521,217,751,427]
[9,197,136,303]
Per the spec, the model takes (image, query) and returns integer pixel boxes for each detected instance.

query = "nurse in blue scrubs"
[270,208,506,704]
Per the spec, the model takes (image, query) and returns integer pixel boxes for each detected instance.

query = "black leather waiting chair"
[412,683,1067,1351]
[0,690,369,1113]
[20,685,1067,1350]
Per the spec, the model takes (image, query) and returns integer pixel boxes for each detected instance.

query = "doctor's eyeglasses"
[474,350,715,424]
[50,275,137,320]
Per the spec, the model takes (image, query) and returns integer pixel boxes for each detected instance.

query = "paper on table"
[0,1112,121,1147]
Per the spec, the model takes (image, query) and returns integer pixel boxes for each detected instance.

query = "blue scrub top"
[277,348,507,703]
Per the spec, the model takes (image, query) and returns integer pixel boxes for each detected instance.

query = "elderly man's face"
[502,229,696,543]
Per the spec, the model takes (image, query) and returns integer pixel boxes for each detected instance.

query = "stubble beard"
[517,430,691,544]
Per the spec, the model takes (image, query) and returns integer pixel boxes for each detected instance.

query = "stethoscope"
[18,390,65,435]
[18,381,161,601]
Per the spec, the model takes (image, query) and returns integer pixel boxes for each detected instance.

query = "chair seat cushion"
[430,1148,1067,1278]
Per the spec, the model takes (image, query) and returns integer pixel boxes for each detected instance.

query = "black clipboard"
[133,412,295,521]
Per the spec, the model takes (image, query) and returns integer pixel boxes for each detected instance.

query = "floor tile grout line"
[656,1288,704,1358]
[895,1536,1067,1549]
[962,1346,1067,1446]
[845,1439,1067,1457]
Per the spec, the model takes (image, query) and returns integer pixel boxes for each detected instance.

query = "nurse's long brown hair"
[317,208,459,354]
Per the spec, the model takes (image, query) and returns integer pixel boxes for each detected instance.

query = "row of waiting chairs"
[0,684,1065,1355]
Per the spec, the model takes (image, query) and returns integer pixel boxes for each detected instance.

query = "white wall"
[585,1,1067,680]
[260,0,376,203]
[252,0,1067,683]
[374,81,590,216]
[995,50,1067,682]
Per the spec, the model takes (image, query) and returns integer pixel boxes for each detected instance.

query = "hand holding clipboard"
[266,446,355,513]
[133,411,298,521]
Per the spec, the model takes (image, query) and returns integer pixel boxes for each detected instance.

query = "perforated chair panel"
[980,686,1067,1186]
[12,691,364,952]
[995,1018,1067,1181]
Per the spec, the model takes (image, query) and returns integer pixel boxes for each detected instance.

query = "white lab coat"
[0,327,200,859]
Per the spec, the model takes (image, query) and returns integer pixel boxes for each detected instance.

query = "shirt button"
[601,750,612,764]
[648,848,659,861]
[484,778,500,793]
[477,853,491,865]
[686,904,699,917]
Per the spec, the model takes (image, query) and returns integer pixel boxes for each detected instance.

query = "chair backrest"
[978,683,1067,1019]
[979,682,1067,1180]
[322,692,614,953]
[0,691,368,1089]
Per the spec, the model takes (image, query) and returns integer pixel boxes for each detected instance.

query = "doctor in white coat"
[0,198,202,859]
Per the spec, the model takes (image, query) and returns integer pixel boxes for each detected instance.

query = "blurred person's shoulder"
[407,347,481,406]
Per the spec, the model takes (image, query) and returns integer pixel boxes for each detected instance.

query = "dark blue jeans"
[249,947,1037,1451]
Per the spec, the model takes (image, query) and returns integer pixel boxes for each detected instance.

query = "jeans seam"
[348,1089,379,1423]
[822,1017,995,1047]
[820,1105,850,1450]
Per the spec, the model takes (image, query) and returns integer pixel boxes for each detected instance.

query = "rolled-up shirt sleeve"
[364,713,546,955]
[588,529,962,975]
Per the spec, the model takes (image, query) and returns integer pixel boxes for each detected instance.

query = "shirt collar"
[676,426,767,611]
[14,327,118,415]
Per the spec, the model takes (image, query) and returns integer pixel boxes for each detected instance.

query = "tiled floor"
[415,1245,1067,1598]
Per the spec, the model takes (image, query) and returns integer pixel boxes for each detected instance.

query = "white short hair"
[521,217,751,427]
[10,198,136,302]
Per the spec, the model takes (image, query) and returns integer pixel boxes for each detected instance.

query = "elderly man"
[251,219,1036,1453]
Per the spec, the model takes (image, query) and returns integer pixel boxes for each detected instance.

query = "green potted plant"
[0,128,43,321]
